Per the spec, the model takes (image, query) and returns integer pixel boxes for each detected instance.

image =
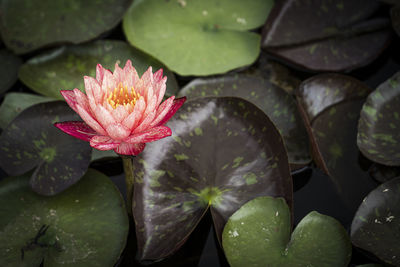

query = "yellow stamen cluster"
[107,82,140,109]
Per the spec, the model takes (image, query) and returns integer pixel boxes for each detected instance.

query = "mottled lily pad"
[123,0,273,76]
[262,0,391,72]
[179,64,310,169]
[0,101,91,195]
[0,0,131,54]
[18,40,179,100]
[351,177,400,266]
[222,196,351,267]
[357,71,400,166]
[0,92,55,129]
[0,49,22,94]
[132,97,293,260]
[0,169,129,267]
[369,163,400,183]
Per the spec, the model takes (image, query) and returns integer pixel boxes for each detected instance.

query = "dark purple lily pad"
[310,101,378,214]
[369,163,400,183]
[0,49,22,95]
[262,0,391,72]
[0,0,131,54]
[357,71,400,166]
[0,101,91,195]
[179,61,310,169]
[132,97,293,260]
[351,177,400,266]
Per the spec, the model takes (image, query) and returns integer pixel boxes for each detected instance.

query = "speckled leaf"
[0,169,129,267]
[0,101,91,195]
[357,71,400,166]
[297,73,372,124]
[18,40,179,100]
[351,177,400,266]
[222,196,351,267]
[262,0,391,72]
[0,92,55,129]
[123,0,273,76]
[0,0,131,54]
[308,101,378,214]
[0,49,22,95]
[132,97,293,260]
[179,62,310,169]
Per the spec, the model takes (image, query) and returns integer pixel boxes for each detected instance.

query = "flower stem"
[122,156,135,216]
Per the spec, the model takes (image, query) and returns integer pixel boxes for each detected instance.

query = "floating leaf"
[18,40,179,100]
[222,196,351,267]
[0,169,129,267]
[132,97,293,260]
[0,0,131,54]
[179,61,310,169]
[351,177,400,266]
[391,5,400,37]
[123,0,273,76]
[0,92,54,129]
[0,49,22,95]
[358,71,400,166]
[369,163,400,183]
[0,101,91,195]
[262,0,391,72]
[91,149,118,162]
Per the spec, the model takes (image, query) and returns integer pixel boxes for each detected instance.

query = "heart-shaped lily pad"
[222,196,351,267]
[132,97,293,260]
[0,49,22,95]
[0,0,131,54]
[351,177,400,266]
[357,71,400,166]
[123,0,273,76]
[179,64,310,169]
[262,0,391,72]
[18,40,179,100]
[0,92,55,129]
[0,101,91,195]
[0,168,129,267]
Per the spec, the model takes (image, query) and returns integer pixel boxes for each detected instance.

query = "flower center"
[107,82,140,109]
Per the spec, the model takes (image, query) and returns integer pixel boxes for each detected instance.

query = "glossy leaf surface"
[123,0,273,76]
[0,49,22,95]
[358,71,400,166]
[351,177,400,266]
[222,196,351,267]
[18,40,179,99]
[132,97,293,260]
[0,101,91,195]
[262,0,391,72]
[0,169,129,267]
[0,0,131,54]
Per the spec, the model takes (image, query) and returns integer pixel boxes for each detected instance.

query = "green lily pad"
[0,168,129,267]
[0,0,131,54]
[351,177,400,266]
[123,0,273,76]
[179,62,310,169]
[90,149,118,162]
[0,92,55,129]
[262,0,391,72]
[132,97,293,260]
[356,265,384,267]
[18,40,179,100]
[357,71,400,166]
[0,49,22,94]
[222,196,351,267]
[0,101,91,195]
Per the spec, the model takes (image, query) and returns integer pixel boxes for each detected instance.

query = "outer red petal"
[60,90,79,114]
[156,97,186,126]
[90,136,120,150]
[125,126,172,144]
[54,121,97,142]
[114,142,146,155]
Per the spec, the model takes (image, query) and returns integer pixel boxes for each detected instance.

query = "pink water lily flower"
[55,60,186,155]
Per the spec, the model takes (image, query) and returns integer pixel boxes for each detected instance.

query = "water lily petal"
[150,96,175,127]
[102,68,118,95]
[74,88,91,112]
[114,142,145,155]
[96,63,104,83]
[155,76,167,107]
[123,60,139,89]
[76,105,107,135]
[133,110,156,134]
[106,123,131,140]
[54,121,97,142]
[125,126,171,144]
[113,62,125,84]
[90,135,120,150]
[94,105,116,128]
[153,68,163,83]
[61,90,79,114]
[122,96,146,130]
[156,97,186,126]
[112,104,130,123]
